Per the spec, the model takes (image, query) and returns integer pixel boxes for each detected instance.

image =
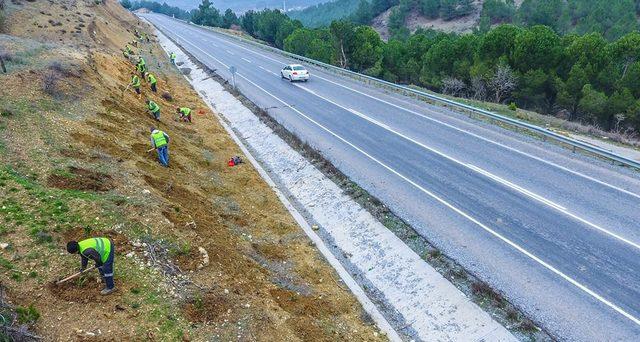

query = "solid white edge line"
[155,17,640,327]
[293,82,640,251]
[234,71,640,328]
[181,23,640,251]
[193,22,640,202]
[148,18,403,341]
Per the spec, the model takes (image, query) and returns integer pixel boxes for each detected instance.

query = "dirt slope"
[0,0,384,340]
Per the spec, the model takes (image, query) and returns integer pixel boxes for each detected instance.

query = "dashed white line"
[233,69,640,328]
[152,18,640,327]
[241,57,252,63]
[292,82,640,251]
[193,24,640,202]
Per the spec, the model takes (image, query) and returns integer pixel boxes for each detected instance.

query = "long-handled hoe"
[54,266,97,286]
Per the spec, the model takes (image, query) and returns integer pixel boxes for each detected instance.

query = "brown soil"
[47,166,114,192]
[182,293,230,323]
[0,0,386,341]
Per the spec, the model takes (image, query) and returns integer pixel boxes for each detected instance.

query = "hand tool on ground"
[55,266,97,285]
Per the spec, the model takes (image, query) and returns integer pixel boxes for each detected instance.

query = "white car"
[281,64,310,82]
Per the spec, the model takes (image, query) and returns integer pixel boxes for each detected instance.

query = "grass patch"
[0,256,14,270]
[0,167,120,242]
[15,305,40,324]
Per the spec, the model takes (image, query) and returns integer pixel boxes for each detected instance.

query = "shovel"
[55,266,97,286]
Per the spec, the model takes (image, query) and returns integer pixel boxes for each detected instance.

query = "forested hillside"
[291,0,640,41]
[288,0,360,27]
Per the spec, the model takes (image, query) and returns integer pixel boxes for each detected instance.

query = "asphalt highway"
[145,14,640,341]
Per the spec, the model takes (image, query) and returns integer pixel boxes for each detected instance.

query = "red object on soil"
[228,159,235,167]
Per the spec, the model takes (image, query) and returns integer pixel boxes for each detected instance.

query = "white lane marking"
[193,24,640,202]
[467,164,567,211]
[170,19,640,252]
[293,82,640,251]
[226,49,234,55]
[347,108,391,130]
[311,72,640,201]
[241,57,252,63]
[231,69,640,328]
[158,16,640,327]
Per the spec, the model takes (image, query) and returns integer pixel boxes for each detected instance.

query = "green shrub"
[508,102,517,111]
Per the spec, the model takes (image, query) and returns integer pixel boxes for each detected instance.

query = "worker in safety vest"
[145,72,158,92]
[136,56,146,76]
[66,237,115,295]
[176,107,192,123]
[150,127,170,167]
[170,52,176,65]
[130,72,141,98]
[146,99,160,121]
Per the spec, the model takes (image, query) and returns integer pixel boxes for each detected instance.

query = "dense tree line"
[220,8,640,133]
[191,0,239,29]
[127,0,640,133]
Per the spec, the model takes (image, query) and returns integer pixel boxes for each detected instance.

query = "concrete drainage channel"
[149,23,533,342]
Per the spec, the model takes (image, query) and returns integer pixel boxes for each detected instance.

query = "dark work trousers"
[98,243,115,289]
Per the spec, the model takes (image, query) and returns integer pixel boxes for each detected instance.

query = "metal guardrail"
[180,19,640,170]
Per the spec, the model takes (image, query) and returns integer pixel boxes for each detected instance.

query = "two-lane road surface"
[145,14,640,341]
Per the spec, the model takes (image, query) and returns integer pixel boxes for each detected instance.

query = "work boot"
[100,287,115,295]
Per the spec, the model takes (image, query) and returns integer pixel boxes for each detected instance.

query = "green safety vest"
[147,73,157,84]
[131,75,140,87]
[148,101,160,113]
[138,57,146,66]
[78,238,111,264]
[179,107,191,116]
[152,131,167,148]
[170,53,176,60]
[136,63,146,73]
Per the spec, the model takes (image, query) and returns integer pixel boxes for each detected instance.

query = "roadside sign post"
[229,65,237,89]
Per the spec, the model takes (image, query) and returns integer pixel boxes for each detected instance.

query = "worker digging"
[176,106,192,123]
[130,72,141,98]
[65,237,116,295]
[146,99,161,121]
[150,127,170,167]
[145,72,158,92]
[136,56,146,77]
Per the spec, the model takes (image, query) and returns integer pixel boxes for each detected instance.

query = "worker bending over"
[146,99,160,121]
[66,237,115,295]
[130,72,141,98]
[136,56,146,76]
[145,72,158,93]
[150,127,170,167]
[176,107,192,123]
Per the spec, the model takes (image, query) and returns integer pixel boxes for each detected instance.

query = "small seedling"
[16,305,40,324]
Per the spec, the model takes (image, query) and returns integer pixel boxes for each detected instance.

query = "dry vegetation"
[0,0,385,340]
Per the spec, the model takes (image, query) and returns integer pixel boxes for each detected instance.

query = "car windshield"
[292,66,306,71]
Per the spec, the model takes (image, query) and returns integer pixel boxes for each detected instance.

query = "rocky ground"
[0,0,385,340]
